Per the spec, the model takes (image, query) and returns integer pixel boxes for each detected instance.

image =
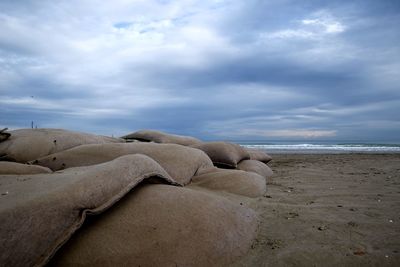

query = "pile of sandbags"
[191,141,273,181]
[0,128,124,162]
[31,142,213,185]
[1,155,176,266]
[0,128,273,266]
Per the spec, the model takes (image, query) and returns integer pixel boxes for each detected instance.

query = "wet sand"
[235,153,400,267]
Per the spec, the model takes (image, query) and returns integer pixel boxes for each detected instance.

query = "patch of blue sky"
[113,21,132,29]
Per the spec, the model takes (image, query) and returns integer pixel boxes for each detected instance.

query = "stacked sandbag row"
[122,130,274,186]
[31,142,213,185]
[121,131,274,198]
[0,128,263,266]
[191,142,273,181]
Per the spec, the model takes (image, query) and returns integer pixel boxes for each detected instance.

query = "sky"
[0,0,399,141]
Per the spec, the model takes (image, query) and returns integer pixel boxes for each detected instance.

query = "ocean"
[238,141,400,154]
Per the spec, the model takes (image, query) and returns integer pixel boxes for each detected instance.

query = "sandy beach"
[235,153,400,266]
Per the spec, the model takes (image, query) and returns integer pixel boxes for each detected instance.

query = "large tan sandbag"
[0,128,124,163]
[0,154,177,267]
[191,168,267,198]
[237,159,273,182]
[0,161,52,174]
[49,184,258,267]
[33,143,213,185]
[121,129,202,146]
[191,142,250,168]
[246,148,272,163]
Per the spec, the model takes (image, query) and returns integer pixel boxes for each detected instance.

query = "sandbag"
[0,128,10,142]
[33,143,213,185]
[0,154,176,267]
[191,168,267,198]
[121,129,202,146]
[0,128,123,163]
[49,184,258,267]
[237,159,273,181]
[246,148,272,163]
[191,142,250,168]
[0,161,52,174]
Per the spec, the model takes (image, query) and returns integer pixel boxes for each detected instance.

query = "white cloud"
[301,10,346,34]
[261,129,337,138]
[0,91,188,119]
[266,29,314,39]
[302,18,345,33]
[290,100,400,117]
[209,83,309,105]
[0,97,61,110]
[206,124,338,139]
[262,9,345,41]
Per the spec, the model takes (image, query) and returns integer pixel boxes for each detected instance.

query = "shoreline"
[240,142,400,154]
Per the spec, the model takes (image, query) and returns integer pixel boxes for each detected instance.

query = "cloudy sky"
[1,0,399,141]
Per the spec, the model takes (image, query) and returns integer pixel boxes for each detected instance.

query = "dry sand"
[235,153,400,267]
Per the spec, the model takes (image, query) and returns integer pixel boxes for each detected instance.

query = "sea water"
[238,140,400,154]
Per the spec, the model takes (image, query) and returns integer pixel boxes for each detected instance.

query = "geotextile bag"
[191,142,250,168]
[121,130,202,146]
[237,159,273,181]
[0,161,52,174]
[0,154,177,267]
[191,168,267,197]
[246,148,272,163]
[49,184,258,267]
[0,128,123,163]
[33,143,213,185]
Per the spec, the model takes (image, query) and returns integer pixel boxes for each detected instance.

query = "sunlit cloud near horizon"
[1,0,399,141]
